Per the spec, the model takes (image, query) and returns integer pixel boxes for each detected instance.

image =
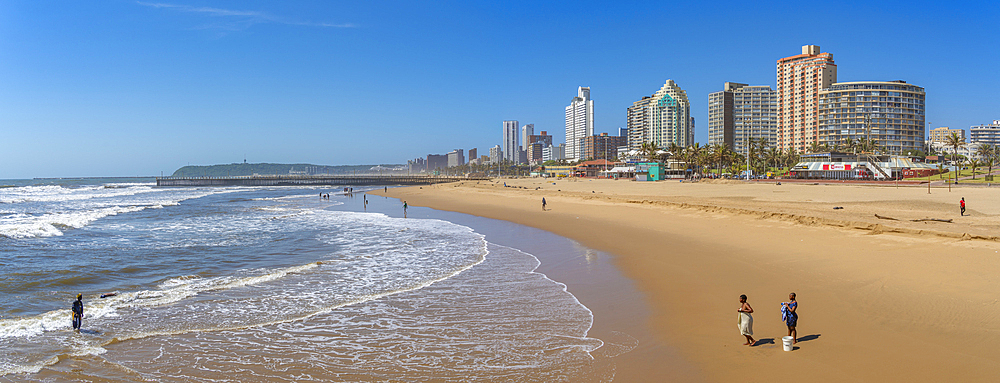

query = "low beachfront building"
[537,165,574,178]
[574,159,616,178]
[789,152,938,180]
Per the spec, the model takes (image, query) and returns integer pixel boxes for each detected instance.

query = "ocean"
[0,179,619,382]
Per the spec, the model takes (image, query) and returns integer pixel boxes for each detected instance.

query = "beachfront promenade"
[156,174,487,187]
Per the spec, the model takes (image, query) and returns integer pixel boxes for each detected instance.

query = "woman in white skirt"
[738,294,755,346]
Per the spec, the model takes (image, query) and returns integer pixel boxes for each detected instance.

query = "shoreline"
[374,178,1000,381]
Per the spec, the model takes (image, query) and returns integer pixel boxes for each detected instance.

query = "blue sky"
[2,0,998,178]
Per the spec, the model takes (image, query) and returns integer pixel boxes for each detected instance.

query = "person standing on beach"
[783,292,798,343]
[961,197,966,216]
[403,201,408,215]
[542,197,546,211]
[71,294,84,332]
[738,294,755,346]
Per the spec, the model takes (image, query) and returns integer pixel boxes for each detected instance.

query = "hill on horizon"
[171,163,406,177]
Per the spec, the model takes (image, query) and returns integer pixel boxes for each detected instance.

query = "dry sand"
[373,179,1000,382]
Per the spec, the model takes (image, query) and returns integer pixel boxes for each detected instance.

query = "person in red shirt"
[961,197,966,216]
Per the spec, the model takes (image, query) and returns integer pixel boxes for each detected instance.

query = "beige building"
[777,45,837,153]
[929,127,965,144]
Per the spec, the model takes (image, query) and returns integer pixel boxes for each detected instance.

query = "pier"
[156,175,486,187]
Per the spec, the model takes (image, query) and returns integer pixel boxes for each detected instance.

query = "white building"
[542,143,565,162]
[521,123,534,152]
[565,87,594,161]
[446,149,465,168]
[930,141,982,160]
[489,145,503,164]
[502,120,519,163]
[971,120,1000,145]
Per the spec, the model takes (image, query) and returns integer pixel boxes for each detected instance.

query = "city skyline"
[2,1,998,178]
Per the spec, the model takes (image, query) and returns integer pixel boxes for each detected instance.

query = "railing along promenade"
[156,174,486,187]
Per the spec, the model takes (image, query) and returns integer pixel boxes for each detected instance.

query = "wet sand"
[374,179,1000,382]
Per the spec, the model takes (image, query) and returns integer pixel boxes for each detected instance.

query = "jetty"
[156,175,485,187]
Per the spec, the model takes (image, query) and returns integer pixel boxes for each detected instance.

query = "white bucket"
[782,336,794,351]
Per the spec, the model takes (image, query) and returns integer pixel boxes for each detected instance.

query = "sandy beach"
[373,179,1000,382]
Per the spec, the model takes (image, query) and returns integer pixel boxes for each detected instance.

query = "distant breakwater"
[156,175,485,187]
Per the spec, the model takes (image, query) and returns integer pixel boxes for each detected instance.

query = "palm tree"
[944,132,966,183]
[976,143,995,179]
[685,143,704,178]
[639,142,659,162]
[969,158,982,179]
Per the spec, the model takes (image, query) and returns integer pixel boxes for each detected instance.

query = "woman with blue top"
[782,292,798,344]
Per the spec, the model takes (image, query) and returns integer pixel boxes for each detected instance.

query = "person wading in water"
[71,294,84,332]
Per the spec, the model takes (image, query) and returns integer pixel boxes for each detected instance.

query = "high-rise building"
[526,142,545,164]
[502,120,519,163]
[626,79,691,151]
[708,82,778,155]
[521,124,534,151]
[777,45,837,153]
[426,154,448,171]
[970,121,1000,145]
[468,148,477,164]
[407,157,426,173]
[489,145,503,164]
[565,87,594,161]
[446,149,465,167]
[929,127,965,144]
[618,127,628,138]
[581,133,627,160]
[818,81,925,153]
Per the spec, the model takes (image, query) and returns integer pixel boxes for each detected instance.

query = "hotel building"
[708,82,777,155]
[970,121,1000,145]
[817,81,925,153]
[626,79,691,151]
[777,45,837,153]
[565,87,594,161]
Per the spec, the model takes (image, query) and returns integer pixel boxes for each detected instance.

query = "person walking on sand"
[542,197,546,211]
[782,292,798,343]
[961,197,966,216]
[738,294,755,346]
[71,294,84,332]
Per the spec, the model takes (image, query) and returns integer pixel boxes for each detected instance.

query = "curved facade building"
[818,81,925,154]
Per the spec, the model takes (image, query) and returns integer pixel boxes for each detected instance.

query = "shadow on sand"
[752,338,775,346]
[797,334,821,342]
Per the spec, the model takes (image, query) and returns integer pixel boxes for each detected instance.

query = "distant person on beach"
[961,198,966,216]
[738,294,755,346]
[782,292,798,343]
[542,197,546,211]
[71,294,84,332]
[384,187,387,192]
[403,201,408,214]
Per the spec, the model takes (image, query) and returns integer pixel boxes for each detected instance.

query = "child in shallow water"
[738,294,754,346]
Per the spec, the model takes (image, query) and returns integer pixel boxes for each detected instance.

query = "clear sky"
[2,0,998,178]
